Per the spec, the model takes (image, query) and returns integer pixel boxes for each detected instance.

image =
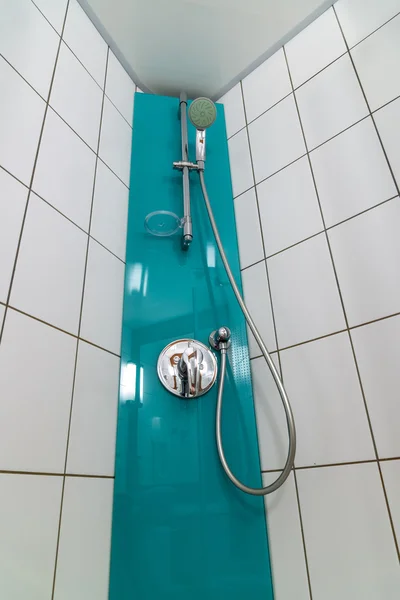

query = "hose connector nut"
[209,326,231,351]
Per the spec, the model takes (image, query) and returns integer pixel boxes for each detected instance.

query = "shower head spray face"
[188,97,217,130]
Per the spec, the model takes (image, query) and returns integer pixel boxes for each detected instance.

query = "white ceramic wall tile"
[0,473,62,599]
[285,8,346,88]
[0,0,59,98]
[335,0,400,47]
[106,51,135,126]
[80,238,125,354]
[218,83,245,138]
[268,233,345,348]
[242,49,292,123]
[297,463,400,600]
[0,309,76,472]
[311,117,396,227]
[328,198,400,326]
[351,15,400,112]
[99,97,132,186]
[280,332,374,467]
[258,156,323,256]
[233,188,264,269]
[0,169,28,302]
[0,57,46,185]
[227,129,253,197]
[67,341,120,476]
[33,108,96,231]
[374,97,400,187]
[248,95,306,183]
[381,460,400,540]
[251,355,288,470]
[91,160,129,260]
[10,194,87,334]
[33,0,68,33]
[263,472,310,600]
[50,43,103,151]
[351,315,400,458]
[63,0,107,88]
[54,477,113,600]
[241,261,276,356]
[295,54,368,150]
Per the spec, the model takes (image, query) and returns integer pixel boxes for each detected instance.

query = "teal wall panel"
[109,92,274,599]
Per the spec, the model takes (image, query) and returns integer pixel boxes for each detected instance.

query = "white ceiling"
[79,0,334,99]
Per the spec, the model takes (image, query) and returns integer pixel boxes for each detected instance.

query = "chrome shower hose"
[199,170,296,495]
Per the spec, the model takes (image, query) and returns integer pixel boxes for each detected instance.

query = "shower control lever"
[177,346,203,397]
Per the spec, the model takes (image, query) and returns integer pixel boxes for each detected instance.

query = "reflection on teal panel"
[109,93,274,599]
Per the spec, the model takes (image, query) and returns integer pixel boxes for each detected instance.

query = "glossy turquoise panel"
[109,93,274,600]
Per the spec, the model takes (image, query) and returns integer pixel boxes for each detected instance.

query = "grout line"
[293,469,314,600]
[30,0,63,37]
[50,42,111,600]
[0,469,114,479]
[285,38,400,561]
[347,9,400,53]
[0,3,68,348]
[242,194,398,269]
[250,307,400,357]
[0,52,48,103]
[3,305,121,358]
[240,81,281,357]
[333,7,400,200]
[262,458,379,473]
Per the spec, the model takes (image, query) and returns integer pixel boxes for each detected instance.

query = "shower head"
[188,97,217,131]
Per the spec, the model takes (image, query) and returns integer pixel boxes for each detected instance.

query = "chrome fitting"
[173,161,199,171]
[209,326,231,352]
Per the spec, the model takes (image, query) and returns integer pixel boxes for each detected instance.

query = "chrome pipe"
[178,93,192,250]
[198,170,296,495]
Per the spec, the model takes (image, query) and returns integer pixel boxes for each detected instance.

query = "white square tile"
[0,57,46,185]
[281,332,374,467]
[67,341,120,476]
[99,97,132,187]
[258,156,323,256]
[311,118,396,227]
[50,43,103,151]
[351,15,400,112]
[241,261,276,356]
[80,239,125,354]
[218,83,245,138]
[297,463,400,600]
[0,169,28,302]
[263,472,310,600]
[286,8,347,88]
[0,310,76,471]
[248,95,306,183]
[242,49,292,123]
[0,0,60,98]
[33,0,68,33]
[54,477,114,600]
[0,473,62,599]
[33,108,96,231]
[91,160,129,261]
[251,355,288,470]
[233,188,264,269]
[106,51,135,126]
[295,54,368,150]
[375,97,400,187]
[268,233,346,348]
[328,198,400,326]
[63,0,107,88]
[10,194,87,334]
[381,460,400,540]
[351,315,400,458]
[335,0,400,47]
[227,129,253,197]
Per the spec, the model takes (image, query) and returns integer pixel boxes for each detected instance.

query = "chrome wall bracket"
[157,338,217,399]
